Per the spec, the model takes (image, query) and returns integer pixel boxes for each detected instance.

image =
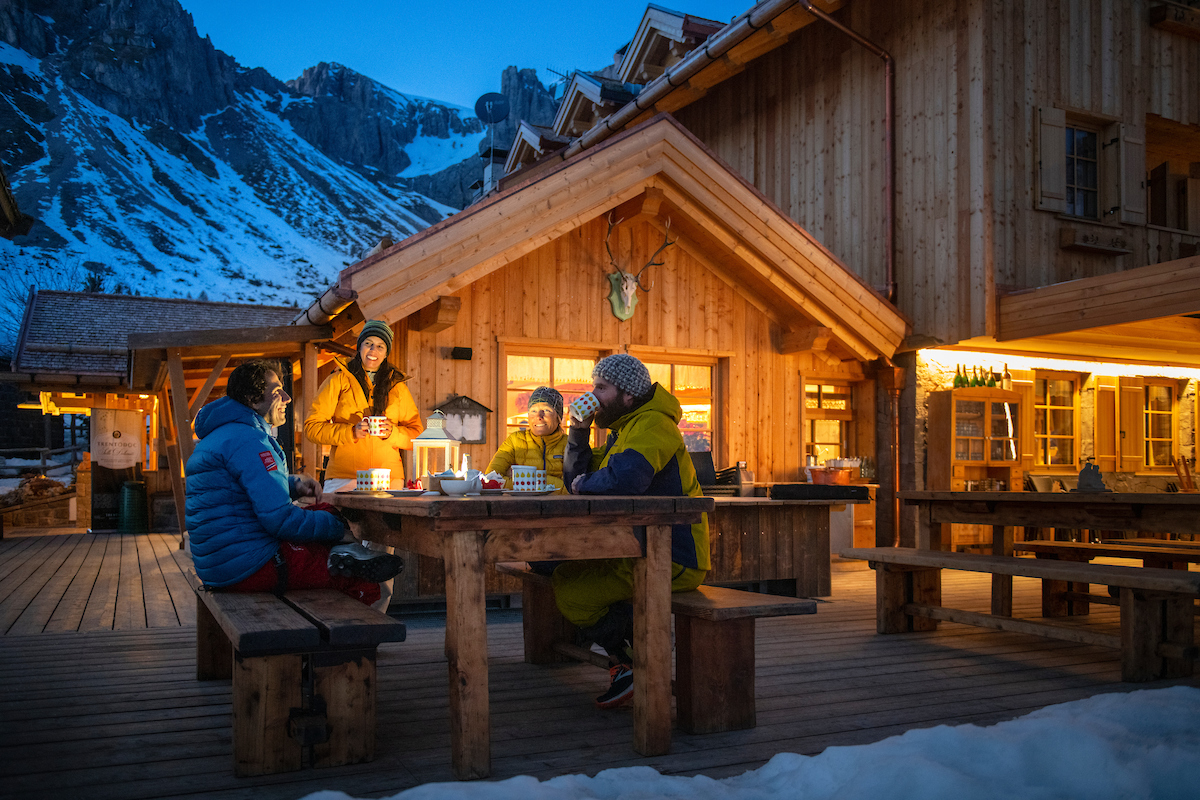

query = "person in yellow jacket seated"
[486,385,567,493]
[303,319,423,610]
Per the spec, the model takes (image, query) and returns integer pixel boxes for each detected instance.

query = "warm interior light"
[920,349,1200,380]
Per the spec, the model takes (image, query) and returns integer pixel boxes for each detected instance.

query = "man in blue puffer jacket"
[186,359,402,605]
[558,353,709,709]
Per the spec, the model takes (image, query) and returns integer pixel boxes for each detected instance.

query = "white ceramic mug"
[569,392,601,421]
[535,469,547,491]
[510,465,539,491]
[364,416,388,436]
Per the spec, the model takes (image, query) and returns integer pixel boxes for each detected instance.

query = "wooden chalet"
[488,0,1200,549]
[297,114,908,492]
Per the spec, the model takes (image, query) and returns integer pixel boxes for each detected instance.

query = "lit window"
[645,362,713,452]
[505,355,596,437]
[1144,383,1175,469]
[805,383,852,463]
[1033,375,1077,467]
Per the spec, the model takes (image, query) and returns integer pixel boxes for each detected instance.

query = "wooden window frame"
[1030,370,1082,472]
[802,378,855,464]
[496,339,611,446]
[1036,107,1146,226]
[1142,378,1178,473]
[632,349,721,459]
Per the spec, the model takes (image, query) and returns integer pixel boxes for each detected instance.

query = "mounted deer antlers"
[604,211,675,321]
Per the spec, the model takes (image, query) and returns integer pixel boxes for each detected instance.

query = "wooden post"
[232,653,303,776]
[300,342,319,476]
[632,523,672,757]
[195,596,232,681]
[312,650,377,767]
[991,524,1013,616]
[674,614,756,733]
[166,349,195,467]
[520,578,574,664]
[443,531,490,780]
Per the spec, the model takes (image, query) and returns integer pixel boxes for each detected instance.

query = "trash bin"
[119,481,149,534]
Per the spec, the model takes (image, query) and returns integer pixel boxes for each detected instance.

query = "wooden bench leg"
[876,564,940,633]
[1038,553,1091,617]
[675,615,756,734]
[233,653,303,776]
[1120,589,1196,682]
[521,580,574,664]
[313,649,378,768]
[195,595,232,681]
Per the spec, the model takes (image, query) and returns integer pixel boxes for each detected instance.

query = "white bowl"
[440,479,476,495]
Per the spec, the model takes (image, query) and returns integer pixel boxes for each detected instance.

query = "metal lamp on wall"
[411,410,461,479]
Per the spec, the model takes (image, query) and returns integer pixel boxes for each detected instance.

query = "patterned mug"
[569,392,601,421]
[510,465,539,491]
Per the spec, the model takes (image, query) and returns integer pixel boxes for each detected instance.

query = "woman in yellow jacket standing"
[304,320,422,611]
[304,320,423,487]
[487,386,567,493]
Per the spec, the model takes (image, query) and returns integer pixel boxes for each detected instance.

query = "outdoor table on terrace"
[327,491,714,780]
[899,491,1200,614]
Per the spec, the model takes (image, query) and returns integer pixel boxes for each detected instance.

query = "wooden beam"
[778,326,833,355]
[411,296,462,333]
[188,355,229,418]
[608,186,667,226]
[166,350,195,468]
[997,256,1200,340]
[128,324,334,351]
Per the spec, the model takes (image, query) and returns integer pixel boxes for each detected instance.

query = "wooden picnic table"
[899,491,1200,615]
[326,491,713,780]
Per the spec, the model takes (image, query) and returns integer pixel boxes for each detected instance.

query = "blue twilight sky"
[179,0,754,109]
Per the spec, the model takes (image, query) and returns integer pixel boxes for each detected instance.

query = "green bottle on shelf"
[986,369,997,388]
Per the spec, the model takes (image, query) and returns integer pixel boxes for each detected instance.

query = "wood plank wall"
[394,216,864,483]
[670,0,1200,346]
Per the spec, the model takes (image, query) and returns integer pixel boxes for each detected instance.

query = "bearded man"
[557,353,709,708]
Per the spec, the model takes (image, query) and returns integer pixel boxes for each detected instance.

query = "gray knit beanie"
[357,320,393,354]
[528,386,563,419]
[592,354,652,398]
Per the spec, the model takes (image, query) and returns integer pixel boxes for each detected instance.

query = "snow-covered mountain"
[0,0,557,352]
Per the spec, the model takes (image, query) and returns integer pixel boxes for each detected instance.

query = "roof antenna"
[474,92,510,196]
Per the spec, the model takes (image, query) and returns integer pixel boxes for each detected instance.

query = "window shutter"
[1118,376,1144,473]
[1094,378,1118,473]
[1119,124,1146,225]
[1037,107,1066,212]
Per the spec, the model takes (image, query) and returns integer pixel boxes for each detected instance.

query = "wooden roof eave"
[343,115,907,361]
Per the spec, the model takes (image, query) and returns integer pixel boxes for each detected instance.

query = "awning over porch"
[957,255,1200,368]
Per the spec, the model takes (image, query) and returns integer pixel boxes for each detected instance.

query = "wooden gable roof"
[616,5,727,85]
[335,114,909,363]
[503,121,572,176]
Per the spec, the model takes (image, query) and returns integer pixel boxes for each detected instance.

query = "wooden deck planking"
[0,529,1197,800]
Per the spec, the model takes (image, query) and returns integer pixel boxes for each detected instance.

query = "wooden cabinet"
[927,388,1025,548]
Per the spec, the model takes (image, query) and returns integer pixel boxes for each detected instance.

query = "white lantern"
[411,410,461,481]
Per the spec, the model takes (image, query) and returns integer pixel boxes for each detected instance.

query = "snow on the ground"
[300,686,1200,800]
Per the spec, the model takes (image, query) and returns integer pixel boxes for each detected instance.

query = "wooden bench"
[186,571,407,776]
[1013,540,1200,615]
[841,547,1200,682]
[495,562,817,734]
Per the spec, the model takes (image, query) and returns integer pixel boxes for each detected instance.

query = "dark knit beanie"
[528,386,563,419]
[593,354,652,398]
[357,320,393,354]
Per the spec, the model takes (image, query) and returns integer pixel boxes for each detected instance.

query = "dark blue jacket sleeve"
[575,448,656,495]
[562,426,594,491]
